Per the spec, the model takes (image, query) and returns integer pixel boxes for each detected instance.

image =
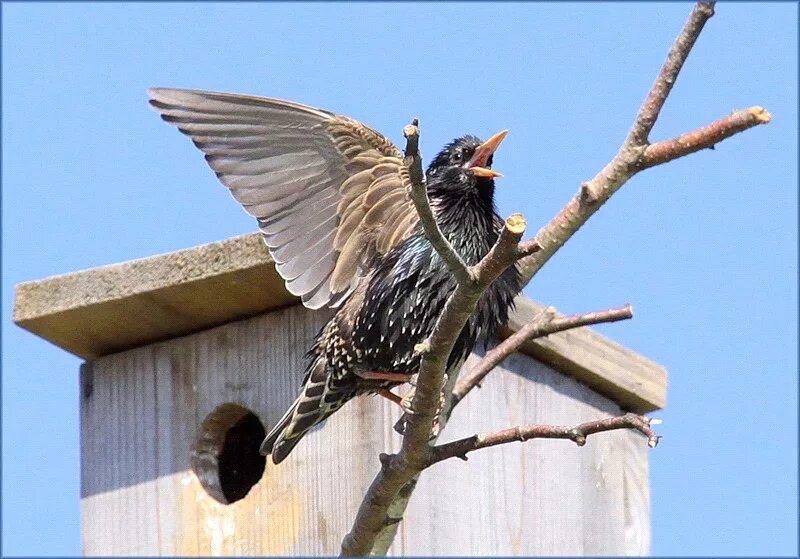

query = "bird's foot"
[392,381,446,438]
[393,412,443,438]
[399,390,415,415]
[429,388,447,438]
[394,415,408,435]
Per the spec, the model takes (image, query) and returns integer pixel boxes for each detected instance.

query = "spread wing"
[148,88,419,309]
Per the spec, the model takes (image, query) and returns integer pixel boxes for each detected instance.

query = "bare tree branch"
[640,107,771,168]
[627,1,716,146]
[366,355,471,556]
[341,131,528,557]
[427,413,661,467]
[403,122,473,286]
[516,1,770,285]
[451,304,634,406]
[341,2,769,555]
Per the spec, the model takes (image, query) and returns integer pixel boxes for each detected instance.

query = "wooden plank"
[14,234,295,359]
[81,306,651,556]
[507,298,667,412]
[622,428,652,554]
[394,350,637,556]
[15,233,666,412]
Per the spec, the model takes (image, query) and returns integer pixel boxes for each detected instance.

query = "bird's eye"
[454,150,462,162]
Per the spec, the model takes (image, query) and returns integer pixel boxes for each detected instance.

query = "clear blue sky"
[2,2,797,556]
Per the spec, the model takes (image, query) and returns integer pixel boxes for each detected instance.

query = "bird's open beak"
[465,129,508,178]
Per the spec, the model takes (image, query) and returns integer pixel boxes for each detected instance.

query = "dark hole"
[191,403,266,504]
[218,412,266,503]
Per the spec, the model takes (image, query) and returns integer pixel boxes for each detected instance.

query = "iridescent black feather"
[262,136,521,463]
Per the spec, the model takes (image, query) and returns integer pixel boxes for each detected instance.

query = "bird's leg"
[355,370,414,383]
[379,389,414,416]
[378,389,404,407]
[399,387,416,415]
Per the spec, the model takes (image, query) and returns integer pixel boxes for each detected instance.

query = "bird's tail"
[260,357,352,464]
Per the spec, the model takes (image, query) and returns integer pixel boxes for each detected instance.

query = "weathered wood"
[396,351,637,555]
[15,234,294,359]
[622,427,652,554]
[505,299,667,412]
[15,233,666,412]
[81,305,650,556]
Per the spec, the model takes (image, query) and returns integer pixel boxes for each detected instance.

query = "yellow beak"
[465,129,508,179]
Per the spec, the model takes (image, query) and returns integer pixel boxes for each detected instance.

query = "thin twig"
[427,413,661,467]
[516,1,769,285]
[626,2,716,146]
[451,304,633,406]
[342,3,769,555]
[517,238,542,258]
[640,107,771,168]
[403,122,473,285]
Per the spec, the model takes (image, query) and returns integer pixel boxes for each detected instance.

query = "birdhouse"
[14,233,667,556]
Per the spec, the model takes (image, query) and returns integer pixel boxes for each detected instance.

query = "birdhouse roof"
[13,233,666,412]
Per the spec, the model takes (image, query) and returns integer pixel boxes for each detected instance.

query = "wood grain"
[16,233,666,412]
[506,298,667,413]
[81,305,651,555]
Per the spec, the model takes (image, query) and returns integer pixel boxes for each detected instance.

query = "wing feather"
[149,87,419,308]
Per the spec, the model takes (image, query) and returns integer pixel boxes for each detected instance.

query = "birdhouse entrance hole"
[191,403,266,504]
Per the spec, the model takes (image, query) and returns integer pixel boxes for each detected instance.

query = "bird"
[148,88,522,464]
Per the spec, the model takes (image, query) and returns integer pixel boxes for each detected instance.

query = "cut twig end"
[747,106,772,124]
[517,238,541,257]
[580,181,602,204]
[623,303,634,318]
[505,213,527,235]
[697,1,715,17]
[403,123,420,140]
[570,429,587,447]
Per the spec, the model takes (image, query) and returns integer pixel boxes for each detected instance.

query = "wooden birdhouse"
[14,233,667,556]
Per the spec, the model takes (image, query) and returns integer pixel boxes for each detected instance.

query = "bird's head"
[426,130,507,203]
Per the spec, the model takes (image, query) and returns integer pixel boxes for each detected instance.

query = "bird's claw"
[392,382,446,438]
[400,391,415,414]
[393,415,407,435]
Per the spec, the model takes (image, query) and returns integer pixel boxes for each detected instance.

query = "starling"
[149,89,522,463]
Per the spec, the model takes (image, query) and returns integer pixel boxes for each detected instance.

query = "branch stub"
[747,106,772,124]
[505,213,527,235]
